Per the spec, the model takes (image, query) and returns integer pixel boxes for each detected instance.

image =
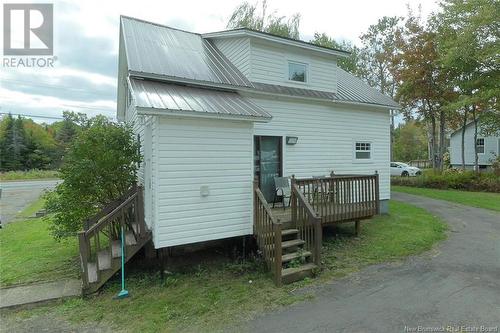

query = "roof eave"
[135,106,272,123]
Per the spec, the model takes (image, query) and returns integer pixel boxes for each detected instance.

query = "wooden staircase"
[78,186,151,294]
[280,228,317,284]
[254,181,322,286]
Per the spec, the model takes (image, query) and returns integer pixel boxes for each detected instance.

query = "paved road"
[0,179,60,225]
[246,193,500,333]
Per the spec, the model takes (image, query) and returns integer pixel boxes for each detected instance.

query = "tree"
[310,32,360,73]
[227,0,300,39]
[435,0,500,172]
[23,118,58,170]
[45,116,141,239]
[392,9,454,170]
[393,121,428,162]
[0,114,27,171]
[50,111,88,166]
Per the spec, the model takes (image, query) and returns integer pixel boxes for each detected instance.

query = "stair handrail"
[291,182,322,266]
[78,185,146,293]
[253,180,282,286]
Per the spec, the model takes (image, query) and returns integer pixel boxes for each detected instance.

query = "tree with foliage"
[45,116,141,239]
[227,0,300,39]
[434,0,500,172]
[0,114,27,171]
[310,32,360,73]
[393,121,429,162]
[23,119,58,169]
[392,9,454,170]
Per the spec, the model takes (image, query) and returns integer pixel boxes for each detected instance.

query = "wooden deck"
[270,201,377,225]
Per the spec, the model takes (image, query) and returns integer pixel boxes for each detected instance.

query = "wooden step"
[281,229,299,237]
[281,239,305,249]
[97,250,112,270]
[87,263,98,283]
[111,231,137,257]
[282,250,312,263]
[281,263,317,284]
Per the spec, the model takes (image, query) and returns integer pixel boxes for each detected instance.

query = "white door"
[143,122,153,227]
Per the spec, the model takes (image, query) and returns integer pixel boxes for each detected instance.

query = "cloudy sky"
[0,0,440,123]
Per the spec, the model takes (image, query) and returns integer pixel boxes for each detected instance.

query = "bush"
[44,116,141,239]
[391,169,500,193]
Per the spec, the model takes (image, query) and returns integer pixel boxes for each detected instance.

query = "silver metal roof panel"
[130,78,271,121]
[121,16,253,89]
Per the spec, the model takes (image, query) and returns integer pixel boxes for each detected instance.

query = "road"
[246,192,500,333]
[0,179,60,225]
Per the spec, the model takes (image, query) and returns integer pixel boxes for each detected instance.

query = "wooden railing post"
[291,175,297,226]
[253,178,258,234]
[137,186,145,237]
[78,231,89,288]
[313,214,322,266]
[374,171,380,214]
[274,222,282,286]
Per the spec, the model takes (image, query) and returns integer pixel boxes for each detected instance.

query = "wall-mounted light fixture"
[286,136,298,145]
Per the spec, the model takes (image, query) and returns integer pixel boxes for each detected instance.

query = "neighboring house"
[108,16,398,287]
[450,121,500,170]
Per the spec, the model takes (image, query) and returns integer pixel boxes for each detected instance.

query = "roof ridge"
[120,15,201,36]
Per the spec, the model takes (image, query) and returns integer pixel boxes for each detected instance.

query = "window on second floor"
[288,61,307,83]
[355,142,371,159]
[476,138,485,154]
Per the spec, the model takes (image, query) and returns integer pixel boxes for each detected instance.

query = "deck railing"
[292,172,379,223]
[291,183,322,266]
[407,159,432,169]
[253,180,282,286]
[78,185,147,292]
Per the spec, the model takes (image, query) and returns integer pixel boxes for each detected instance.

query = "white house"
[116,16,398,251]
[450,121,499,170]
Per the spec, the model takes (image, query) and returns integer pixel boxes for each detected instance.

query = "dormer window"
[288,61,307,83]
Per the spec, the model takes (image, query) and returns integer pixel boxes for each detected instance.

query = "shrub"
[391,169,500,193]
[44,116,141,239]
[492,156,500,176]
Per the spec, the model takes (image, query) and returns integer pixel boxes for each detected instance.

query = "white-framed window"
[476,138,485,154]
[288,61,307,83]
[355,142,372,159]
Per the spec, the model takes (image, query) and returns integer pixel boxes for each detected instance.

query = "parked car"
[391,162,422,177]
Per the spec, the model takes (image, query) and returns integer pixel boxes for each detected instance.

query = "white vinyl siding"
[252,96,390,200]
[450,124,499,166]
[249,39,337,93]
[212,37,251,77]
[154,117,253,248]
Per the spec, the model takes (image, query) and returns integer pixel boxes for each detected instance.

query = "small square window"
[476,138,485,154]
[288,62,307,82]
[355,142,371,159]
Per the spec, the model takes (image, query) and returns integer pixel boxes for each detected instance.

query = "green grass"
[0,199,79,287]
[0,169,60,181]
[392,185,500,212]
[4,201,446,332]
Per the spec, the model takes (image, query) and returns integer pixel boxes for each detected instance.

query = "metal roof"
[251,70,400,109]
[130,78,271,121]
[336,68,400,108]
[121,16,253,89]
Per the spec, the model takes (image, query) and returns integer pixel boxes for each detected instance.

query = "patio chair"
[272,176,291,210]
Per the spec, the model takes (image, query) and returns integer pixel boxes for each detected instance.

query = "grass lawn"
[0,199,79,287]
[392,186,500,212]
[6,201,446,332]
[0,169,60,181]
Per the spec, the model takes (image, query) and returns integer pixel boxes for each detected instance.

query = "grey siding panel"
[212,38,251,77]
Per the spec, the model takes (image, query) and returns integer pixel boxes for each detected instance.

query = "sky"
[0,0,441,123]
